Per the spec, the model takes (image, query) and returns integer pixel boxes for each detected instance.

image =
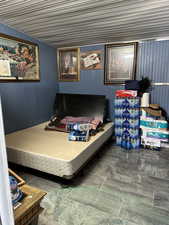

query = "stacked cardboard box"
[140,105,169,149]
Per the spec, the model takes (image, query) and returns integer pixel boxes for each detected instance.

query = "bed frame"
[6,122,113,179]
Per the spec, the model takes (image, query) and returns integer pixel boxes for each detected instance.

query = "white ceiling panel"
[0,0,169,47]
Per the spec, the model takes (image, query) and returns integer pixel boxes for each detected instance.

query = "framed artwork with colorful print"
[0,33,40,81]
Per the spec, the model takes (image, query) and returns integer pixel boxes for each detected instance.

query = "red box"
[115,90,137,97]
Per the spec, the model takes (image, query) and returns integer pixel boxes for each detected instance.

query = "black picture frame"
[104,42,137,84]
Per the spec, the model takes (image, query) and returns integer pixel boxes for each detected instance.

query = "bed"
[6,122,113,178]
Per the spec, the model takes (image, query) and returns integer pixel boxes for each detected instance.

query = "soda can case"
[115,97,140,109]
[66,123,91,132]
[68,130,89,142]
[114,96,140,149]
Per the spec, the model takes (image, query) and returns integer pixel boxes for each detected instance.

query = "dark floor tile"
[138,149,169,180]
[159,148,169,160]
[94,190,122,216]
[68,185,99,206]
[73,168,107,188]
[40,196,89,225]
[124,221,139,225]
[101,184,153,209]
[154,191,169,211]
[15,171,35,183]
[120,203,169,225]
[28,175,61,193]
[105,174,154,200]
[138,162,169,179]
[138,175,169,194]
[107,165,141,184]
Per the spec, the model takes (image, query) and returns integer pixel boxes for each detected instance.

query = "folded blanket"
[61,116,101,130]
[61,116,94,124]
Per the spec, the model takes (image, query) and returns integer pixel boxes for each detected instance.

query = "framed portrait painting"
[104,42,137,84]
[0,33,40,81]
[58,48,80,82]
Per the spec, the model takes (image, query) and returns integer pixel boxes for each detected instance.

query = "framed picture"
[104,42,137,84]
[58,48,80,81]
[80,50,103,70]
[0,33,40,81]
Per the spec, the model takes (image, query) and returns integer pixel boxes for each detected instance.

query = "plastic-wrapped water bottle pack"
[115,97,140,150]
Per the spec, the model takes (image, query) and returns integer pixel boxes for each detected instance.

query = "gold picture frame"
[58,48,80,82]
[104,42,137,84]
[0,33,40,82]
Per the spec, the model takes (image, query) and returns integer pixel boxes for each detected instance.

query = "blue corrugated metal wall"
[137,40,169,82]
[59,40,169,119]
[137,40,169,115]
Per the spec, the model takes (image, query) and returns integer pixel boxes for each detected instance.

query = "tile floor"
[16,143,169,225]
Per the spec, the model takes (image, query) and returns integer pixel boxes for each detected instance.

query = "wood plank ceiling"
[0,0,169,47]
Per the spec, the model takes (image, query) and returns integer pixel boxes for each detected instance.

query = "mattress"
[6,122,113,178]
